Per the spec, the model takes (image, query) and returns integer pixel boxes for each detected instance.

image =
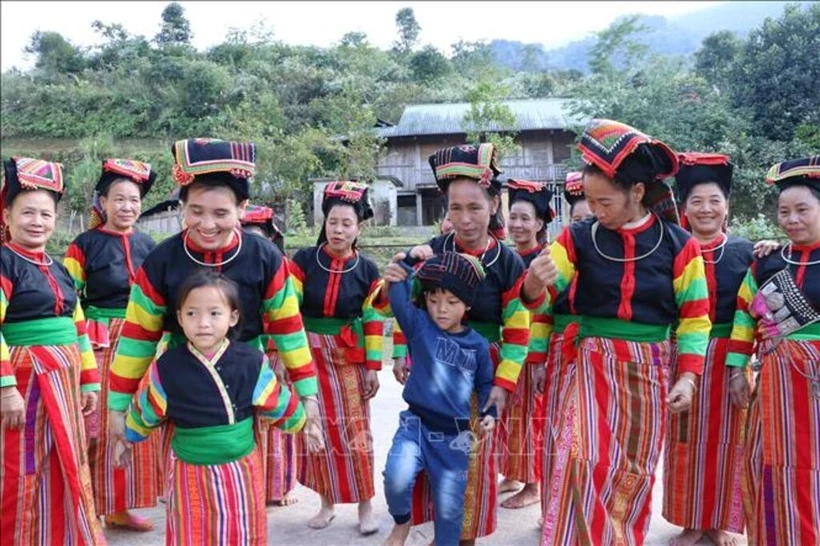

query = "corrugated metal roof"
[377,98,585,138]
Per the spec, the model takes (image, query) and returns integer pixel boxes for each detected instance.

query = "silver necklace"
[701,233,728,265]
[183,229,243,267]
[781,243,820,266]
[591,212,664,263]
[316,243,359,274]
[6,244,53,267]
[444,232,501,268]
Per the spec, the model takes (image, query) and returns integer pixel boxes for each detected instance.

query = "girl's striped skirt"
[257,351,300,504]
[541,329,578,519]
[410,342,502,540]
[500,360,545,484]
[541,337,671,546]
[662,337,747,533]
[166,449,266,546]
[298,332,375,504]
[87,317,159,516]
[744,339,820,546]
[0,344,106,545]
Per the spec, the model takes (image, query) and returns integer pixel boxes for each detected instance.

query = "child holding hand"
[381,252,497,546]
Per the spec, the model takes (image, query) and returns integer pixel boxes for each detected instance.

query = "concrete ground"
[105,366,748,545]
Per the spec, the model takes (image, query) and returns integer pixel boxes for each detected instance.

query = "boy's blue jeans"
[383,410,471,546]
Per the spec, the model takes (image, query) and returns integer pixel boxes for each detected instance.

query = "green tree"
[409,45,450,83]
[694,30,741,89]
[462,77,519,159]
[588,15,648,78]
[155,2,192,46]
[393,7,421,54]
[24,31,85,74]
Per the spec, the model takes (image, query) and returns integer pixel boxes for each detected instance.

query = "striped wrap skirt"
[166,449,266,546]
[743,339,820,546]
[662,336,747,533]
[541,336,671,546]
[500,359,545,484]
[298,332,375,504]
[87,317,160,515]
[410,342,502,540]
[0,344,106,545]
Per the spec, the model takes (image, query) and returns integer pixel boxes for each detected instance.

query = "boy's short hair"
[415,252,486,307]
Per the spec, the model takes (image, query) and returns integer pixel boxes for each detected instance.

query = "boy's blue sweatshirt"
[388,266,497,435]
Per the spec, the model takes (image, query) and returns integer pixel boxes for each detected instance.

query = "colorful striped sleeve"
[527,311,550,365]
[287,256,304,306]
[495,274,532,392]
[672,237,711,375]
[726,267,757,368]
[392,322,407,359]
[124,361,167,443]
[63,242,87,293]
[262,259,317,398]
[0,274,13,388]
[362,279,385,371]
[109,267,167,411]
[73,301,100,392]
[254,354,306,433]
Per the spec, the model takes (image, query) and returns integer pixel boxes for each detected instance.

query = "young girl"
[117,270,317,545]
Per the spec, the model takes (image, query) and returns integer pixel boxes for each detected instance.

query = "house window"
[397,194,417,226]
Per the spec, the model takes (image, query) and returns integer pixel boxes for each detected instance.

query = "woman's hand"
[408,245,434,262]
[392,357,410,385]
[667,372,697,413]
[533,364,547,395]
[479,414,495,435]
[383,263,408,284]
[1,387,25,429]
[483,386,508,417]
[113,440,133,468]
[523,246,558,302]
[81,391,98,416]
[753,239,780,258]
[362,369,380,400]
[728,369,752,408]
[303,419,325,454]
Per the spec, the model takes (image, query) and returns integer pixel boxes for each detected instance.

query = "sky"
[0,1,724,72]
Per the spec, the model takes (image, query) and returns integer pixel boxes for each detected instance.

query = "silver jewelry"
[443,232,502,268]
[183,229,243,267]
[781,243,820,266]
[702,234,728,265]
[6,245,53,267]
[316,243,359,274]
[591,212,664,263]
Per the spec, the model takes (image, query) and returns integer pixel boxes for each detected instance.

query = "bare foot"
[269,492,299,507]
[359,500,378,535]
[705,529,741,546]
[459,540,475,546]
[497,478,522,494]
[501,483,540,509]
[669,528,703,546]
[308,502,336,530]
[384,522,411,546]
[104,510,154,532]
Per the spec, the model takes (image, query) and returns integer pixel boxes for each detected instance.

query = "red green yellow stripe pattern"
[1,274,12,387]
[727,268,757,367]
[63,243,87,292]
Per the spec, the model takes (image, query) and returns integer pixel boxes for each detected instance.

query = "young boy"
[381,251,497,546]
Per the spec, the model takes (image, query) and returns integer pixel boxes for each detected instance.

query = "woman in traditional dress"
[534,119,712,545]
[64,159,159,532]
[0,157,106,545]
[106,139,323,485]
[535,171,594,525]
[661,153,753,546]
[382,143,549,545]
[240,204,301,507]
[727,156,820,546]
[289,181,383,534]
[497,178,554,510]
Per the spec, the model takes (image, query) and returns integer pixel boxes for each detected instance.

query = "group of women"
[0,122,817,546]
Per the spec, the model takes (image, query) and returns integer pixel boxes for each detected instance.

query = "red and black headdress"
[241,203,285,252]
[1,157,66,243]
[172,138,255,201]
[317,181,374,246]
[89,158,157,230]
[506,178,555,224]
[766,155,820,193]
[563,171,585,205]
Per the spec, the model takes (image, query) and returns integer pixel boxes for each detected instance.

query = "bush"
[728,214,782,242]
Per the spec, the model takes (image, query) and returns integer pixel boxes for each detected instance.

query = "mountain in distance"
[490,1,807,73]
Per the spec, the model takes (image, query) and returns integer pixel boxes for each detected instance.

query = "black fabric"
[704,236,754,324]
[416,252,485,307]
[753,245,820,311]
[157,342,264,428]
[508,182,555,224]
[1,247,77,322]
[68,228,156,309]
[676,163,733,201]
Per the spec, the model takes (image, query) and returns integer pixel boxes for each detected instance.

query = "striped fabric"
[87,317,159,516]
[410,342,502,539]
[541,337,671,546]
[0,345,105,545]
[492,275,531,391]
[298,332,375,503]
[257,351,300,504]
[662,337,747,533]
[500,363,545,483]
[743,339,820,546]
[166,450,266,546]
[727,269,759,366]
